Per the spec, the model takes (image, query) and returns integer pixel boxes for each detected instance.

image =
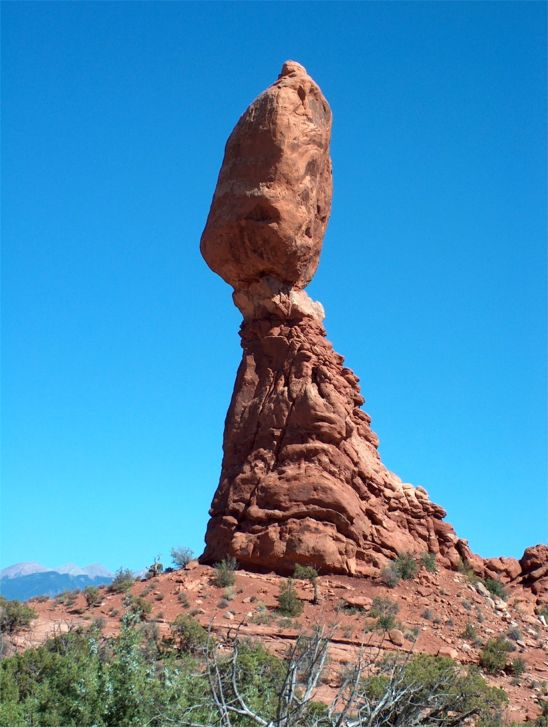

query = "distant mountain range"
[0,562,114,601]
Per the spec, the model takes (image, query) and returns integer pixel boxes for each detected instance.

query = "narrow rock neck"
[232,276,325,322]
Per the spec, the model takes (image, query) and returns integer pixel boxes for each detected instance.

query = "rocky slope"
[10,563,548,723]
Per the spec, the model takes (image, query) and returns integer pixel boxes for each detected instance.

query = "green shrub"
[177,591,189,608]
[122,594,152,621]
[535,701,548,727]
[170,613,208,654]
[392,654,507,721]
[510,657,526,678]
[0,598,37,633]
[55,590,78,607]
[171,546,194,569]
[84,586,102,607]
[506,627,521,642]
[485,578,507,601]
[380,564,401,588]
[420,552,437,573]
[393,552,418,580]
[462,621,479,643]
[458,558,479,584]
[277,579,303,617]
[0,620,508,727]
[293,564,319,603]
[110,567,134,593]
[293,564,318,580]
[145,557,163,578]
[480,637,512,674]
[212,557,237,588]
[370,596,399,631]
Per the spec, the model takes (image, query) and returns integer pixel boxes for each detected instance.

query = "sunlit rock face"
[200,61,332,292]
[199,61,474,575]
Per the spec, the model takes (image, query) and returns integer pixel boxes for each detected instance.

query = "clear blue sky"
[2,2,546,573]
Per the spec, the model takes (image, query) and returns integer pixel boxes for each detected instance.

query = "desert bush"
[420,552,437,573]
[213,557,237,588]
[109,567,134,593]
[422,608,433,620]
[458,558,479,583]
[122,594,152,621]
[480,637,512,674]
[538,605,548,621]
[506,627,522,642]
[380,564,401,588]
[293,564,318,580]
[510,657,526,678]
[145,557,163,579]
[485,578,507,601]
[393,552,418,580]
[0,618,509,727]
[84,586,102,607]
[55,590,79,607]
[0,598,37,634]
[462,621,479,643]
[534,701,548,727]
[170,546,194,569]
[170,613,208,654]
[370,596,399,631]
[277,578,303,617]
[177,591,189,608]
[294,564,319,603]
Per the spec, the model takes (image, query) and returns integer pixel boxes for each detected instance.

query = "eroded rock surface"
[200,60,332,291]
[198,61,547,588]
[201,302,477,575]
[199,61,474,575]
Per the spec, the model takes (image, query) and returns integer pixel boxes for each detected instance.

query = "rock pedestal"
[197,61,526,578]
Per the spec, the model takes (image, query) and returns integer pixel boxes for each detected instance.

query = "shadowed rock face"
[198,62,543,581]
[200,310,473,575]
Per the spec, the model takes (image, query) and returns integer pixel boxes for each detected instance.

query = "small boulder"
[438,646,459,660]
[342,595,373,610]
[388,629,405,646]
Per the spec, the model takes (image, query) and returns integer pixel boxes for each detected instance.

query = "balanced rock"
[199,62,475,576]
[201,60,332,291]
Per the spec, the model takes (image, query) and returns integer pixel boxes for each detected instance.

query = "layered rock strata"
[198,61,545,587]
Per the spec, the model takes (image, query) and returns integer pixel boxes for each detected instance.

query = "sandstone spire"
[199,62,473,575]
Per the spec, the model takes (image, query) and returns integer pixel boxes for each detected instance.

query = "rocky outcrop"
[518,546,548,602]
[199,61,475,576]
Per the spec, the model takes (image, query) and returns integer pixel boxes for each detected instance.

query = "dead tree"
[178,626,505,727]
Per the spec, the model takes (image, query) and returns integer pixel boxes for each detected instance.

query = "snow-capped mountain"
[0,562,114,601]
[0,562,50,579]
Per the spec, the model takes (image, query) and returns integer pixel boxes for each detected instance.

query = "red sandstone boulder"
[200,61,332,291]
[519,545,548,603]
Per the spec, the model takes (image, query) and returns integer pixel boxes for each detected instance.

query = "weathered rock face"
[201,304,474,574]
[199,61,475,576]
[200,61,332,291]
